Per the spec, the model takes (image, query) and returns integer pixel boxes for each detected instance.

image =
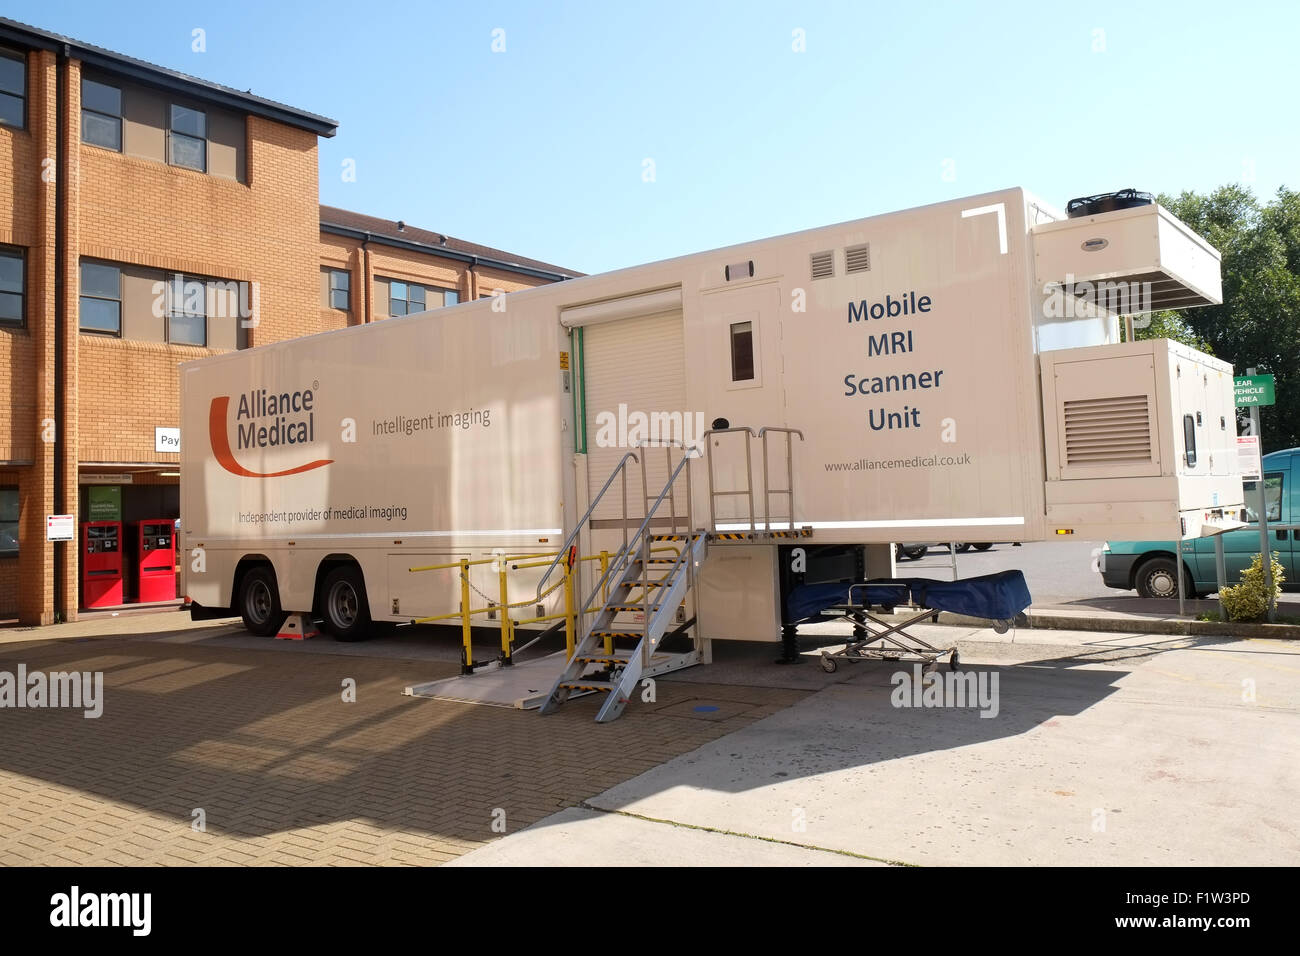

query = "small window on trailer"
[1183,414,1197,468]
[730,321,754,382]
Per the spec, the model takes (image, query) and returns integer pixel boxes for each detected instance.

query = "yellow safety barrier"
[407,542,683,675]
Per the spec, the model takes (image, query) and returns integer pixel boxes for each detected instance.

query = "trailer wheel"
[238,566,285,637]
[949,650,960,671]
[953,543,973,554]
[973,543,993,552]
[820,654,837,674]
[320,565,372,642]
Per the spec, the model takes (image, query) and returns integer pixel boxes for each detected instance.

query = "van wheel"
[973,543,993,552]
[320,566,372,642]
[1135,557,1194,600]
[238,566,285,637]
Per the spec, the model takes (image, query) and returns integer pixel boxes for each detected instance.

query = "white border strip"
[715,517,1025,531]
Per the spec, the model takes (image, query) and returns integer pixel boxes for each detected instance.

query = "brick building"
[0,19,577,625]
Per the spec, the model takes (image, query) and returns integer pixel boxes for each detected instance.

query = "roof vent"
[845,243,871,274]
[810,250,834,279]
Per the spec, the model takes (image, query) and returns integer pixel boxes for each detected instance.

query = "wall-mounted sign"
[155,427,181,453]
[46,514,75,541]
[88,485,122,522]
[81,474,134,485]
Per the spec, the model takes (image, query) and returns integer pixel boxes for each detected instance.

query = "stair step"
[574,655,631,665]
[617,579,671,589]
[560,680,616,693]
[590,630,641,639]
[604,604,655,613]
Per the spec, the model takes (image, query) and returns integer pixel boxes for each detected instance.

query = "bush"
[1218,552,1285,622]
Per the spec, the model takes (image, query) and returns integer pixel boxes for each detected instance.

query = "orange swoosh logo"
[209,396,333,478]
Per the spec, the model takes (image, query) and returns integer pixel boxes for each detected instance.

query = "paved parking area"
[0,617,802,866]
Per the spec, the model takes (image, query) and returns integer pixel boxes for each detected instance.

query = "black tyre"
[1134,556,1193,600]
[320,565,372,642]
[973,543,994,552]
[238,566,285,637]
[953,543,972,553]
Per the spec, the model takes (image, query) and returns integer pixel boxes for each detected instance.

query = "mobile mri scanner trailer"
[181,187,1243,720]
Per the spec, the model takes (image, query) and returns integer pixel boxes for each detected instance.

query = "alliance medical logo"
[208,385,333,478]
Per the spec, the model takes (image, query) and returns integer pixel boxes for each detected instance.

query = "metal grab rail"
[758,426,804,532]
[534,450,640,604]
[579,445,699,660]
[408,547,662,674]
[703,426,757,533]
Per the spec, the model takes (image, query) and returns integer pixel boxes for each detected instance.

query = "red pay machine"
[81,520,123,608]
[136,519,177,602]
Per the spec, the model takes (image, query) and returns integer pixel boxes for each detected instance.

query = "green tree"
[1154,185,1300,452]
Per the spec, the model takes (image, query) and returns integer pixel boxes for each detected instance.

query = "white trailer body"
[180,187,1240,646]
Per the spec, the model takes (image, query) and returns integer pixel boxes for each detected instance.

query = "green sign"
[1234,374,1275,407]
[87,485,121,522]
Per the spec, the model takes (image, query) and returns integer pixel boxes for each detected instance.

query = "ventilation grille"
[845,243,871,274]
[810,250,834,279]
[1063,395,1152,465]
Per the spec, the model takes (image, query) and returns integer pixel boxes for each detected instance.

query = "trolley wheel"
[820,654,838,674]
[949,649,960,671]
[993,618,1010,635]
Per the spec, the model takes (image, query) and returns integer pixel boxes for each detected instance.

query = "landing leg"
[776,623,801,665]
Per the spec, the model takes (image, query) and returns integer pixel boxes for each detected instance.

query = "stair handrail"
[534,450,639,602]
[703,426,757,533]
[757,426,804,532]
[578,445,700,639]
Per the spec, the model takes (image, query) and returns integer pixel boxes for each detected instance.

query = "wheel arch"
[1130,550,1195,591]
[312,553,366,615]
[232,554,278,605]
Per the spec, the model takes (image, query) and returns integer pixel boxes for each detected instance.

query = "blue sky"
[12,0,1297,273]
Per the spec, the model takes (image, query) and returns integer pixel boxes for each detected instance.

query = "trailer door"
[581,310,688,525]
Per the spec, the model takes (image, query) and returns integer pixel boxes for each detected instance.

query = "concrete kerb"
[933,609,1300,639]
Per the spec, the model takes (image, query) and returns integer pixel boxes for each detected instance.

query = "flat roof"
[0,17,338,137]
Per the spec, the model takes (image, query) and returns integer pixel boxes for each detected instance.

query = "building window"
[446,289,460,306]
[389,281,425,317]
[0,49,23,129]
[167,275,207,346]
[730,321,755,381]
[0,247,23,327]
[0,487,17,557]
[81,78,123,150]
[329,269,350,310]
[168,104,206,172]
[79,261,121,335]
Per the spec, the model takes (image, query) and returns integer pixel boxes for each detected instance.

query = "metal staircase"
[536,423,806,722]
[538,441,706,722]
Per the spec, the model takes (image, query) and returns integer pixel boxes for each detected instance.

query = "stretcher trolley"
[783,570,1032,674]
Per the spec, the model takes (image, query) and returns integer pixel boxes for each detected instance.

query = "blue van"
[1099,447,1295,599]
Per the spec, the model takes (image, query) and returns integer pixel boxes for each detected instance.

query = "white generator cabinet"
[1039,339,1244,540]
